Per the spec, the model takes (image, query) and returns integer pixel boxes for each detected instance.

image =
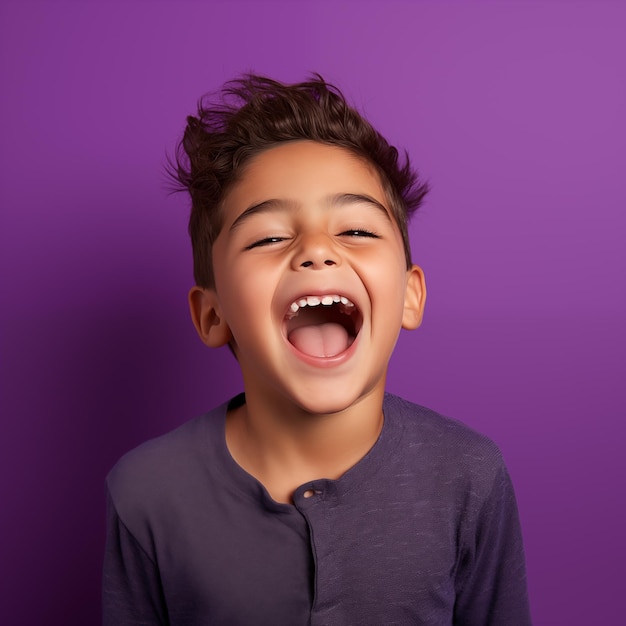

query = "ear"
[402,265,426,330]
[188,286,233,348]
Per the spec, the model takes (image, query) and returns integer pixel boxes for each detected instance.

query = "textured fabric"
[103,393,531,625]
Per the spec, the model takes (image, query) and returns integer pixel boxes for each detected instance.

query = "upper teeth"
[288,294,354,316]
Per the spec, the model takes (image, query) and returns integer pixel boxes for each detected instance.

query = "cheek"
[366,251,407,295]
[365,260,409,329]
[216,259,279,329]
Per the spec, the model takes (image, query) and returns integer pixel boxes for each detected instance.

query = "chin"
[291,384,379,417]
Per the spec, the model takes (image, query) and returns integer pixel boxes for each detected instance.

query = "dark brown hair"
[171,74,428,287]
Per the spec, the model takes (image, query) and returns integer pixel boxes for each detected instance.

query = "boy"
[103,75,531,624]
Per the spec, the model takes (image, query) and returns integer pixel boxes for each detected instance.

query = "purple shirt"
[104,393,531,625]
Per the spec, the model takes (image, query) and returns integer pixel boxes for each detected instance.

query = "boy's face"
[191,141,425,415]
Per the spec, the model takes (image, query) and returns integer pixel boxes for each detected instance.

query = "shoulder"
[383,393,507,492]
[384,393,501,454]
[106,399,230,525]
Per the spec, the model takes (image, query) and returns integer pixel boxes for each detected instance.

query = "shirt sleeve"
[102,488,169,625]
[453,460,532,625]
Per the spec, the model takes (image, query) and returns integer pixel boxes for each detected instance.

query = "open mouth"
[284,295,362,358]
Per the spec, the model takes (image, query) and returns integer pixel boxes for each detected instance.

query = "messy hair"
[170,74,429,287]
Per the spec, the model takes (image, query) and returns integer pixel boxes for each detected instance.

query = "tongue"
[289,322,350,357]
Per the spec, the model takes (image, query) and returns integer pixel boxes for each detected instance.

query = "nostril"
[299,259,336,268]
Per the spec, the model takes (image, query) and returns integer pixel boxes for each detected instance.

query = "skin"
[190,141,426,503]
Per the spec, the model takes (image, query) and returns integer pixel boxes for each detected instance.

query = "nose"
[291,233,340,270]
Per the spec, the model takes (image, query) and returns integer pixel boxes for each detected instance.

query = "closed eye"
[339,229,381,238]
[244,236,289,250]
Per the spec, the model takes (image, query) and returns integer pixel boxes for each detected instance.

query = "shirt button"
[303,489,321,498]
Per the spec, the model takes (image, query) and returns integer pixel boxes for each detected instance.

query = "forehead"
[221,141,389,224]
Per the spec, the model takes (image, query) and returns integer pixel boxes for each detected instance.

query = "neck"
[225,386,385,503]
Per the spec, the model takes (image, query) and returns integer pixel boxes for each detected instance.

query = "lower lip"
[285,333,360,369]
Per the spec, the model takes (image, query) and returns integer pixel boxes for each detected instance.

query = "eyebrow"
[229,192,392,232]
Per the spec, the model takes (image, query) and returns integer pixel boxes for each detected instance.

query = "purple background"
[1,1,624,624]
